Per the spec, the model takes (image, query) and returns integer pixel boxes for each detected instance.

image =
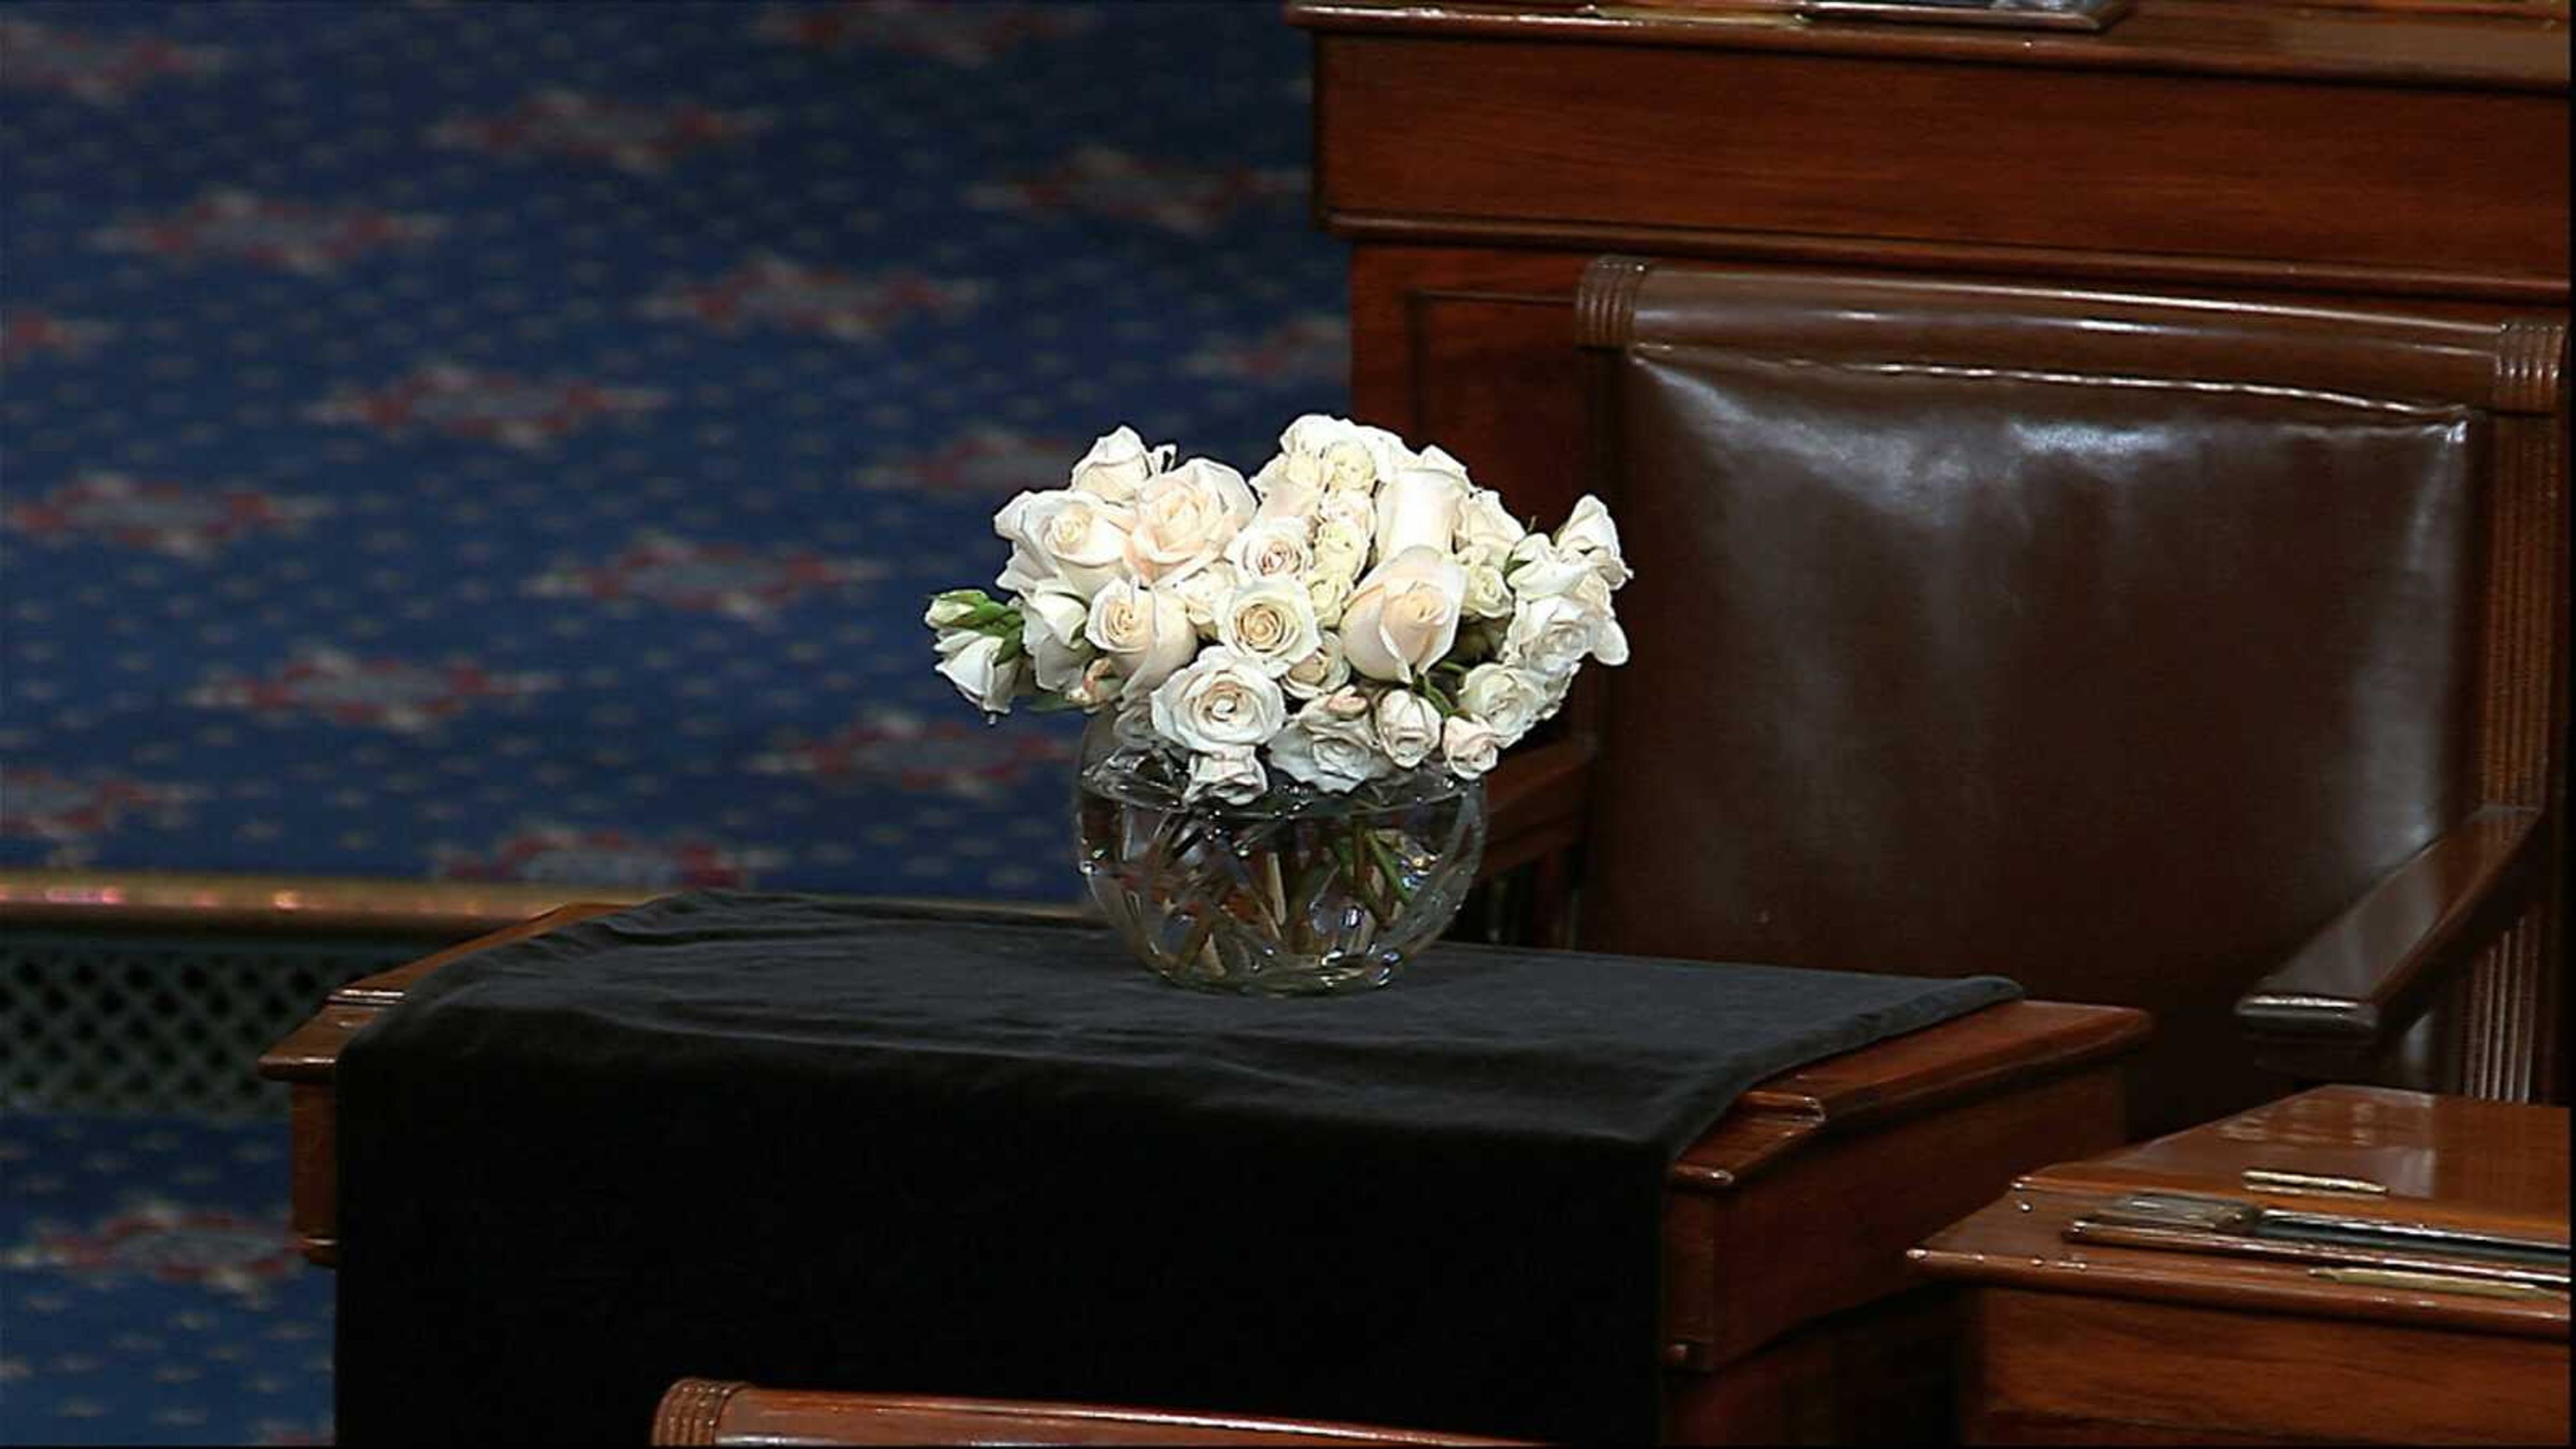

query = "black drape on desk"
[335,892,2017,1444]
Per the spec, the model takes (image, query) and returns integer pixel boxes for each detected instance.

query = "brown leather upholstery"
[1570,261,2565,1134]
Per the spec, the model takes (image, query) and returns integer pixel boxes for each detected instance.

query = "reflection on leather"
[1589,333,2481,1134]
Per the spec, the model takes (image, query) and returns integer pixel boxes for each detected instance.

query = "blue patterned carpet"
[2,0,1345,902]
[1,3,1343,1442]
[1,1113,332,1446]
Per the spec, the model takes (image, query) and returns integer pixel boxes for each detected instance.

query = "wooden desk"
[1915,1085,2571,1444]
[260,904,2147,1442]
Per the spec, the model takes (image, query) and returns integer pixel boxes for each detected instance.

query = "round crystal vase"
[1075,715,1487,995]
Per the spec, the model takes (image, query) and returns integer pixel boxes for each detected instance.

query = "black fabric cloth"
[335,892,2019,1444]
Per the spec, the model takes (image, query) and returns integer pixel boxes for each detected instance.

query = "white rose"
[1374,457,1468,562]
[1083,579,1197,694]
[1281,415,1411,493]
[1304,570,1353,629]
[1124,458,1253,584]
[1504,533,1593,601]
[1311,529,1367,582]
[1185,746,1268,806]
[994,488,1132,599]
[1167,559,1239,638]
[1316,488,1375,537]
[1462,559,1511,620]
[922,593,983,629]
[1570,572,1628,666]
[1339,546,1467,684]
[1281,635,1350,700]
[1501,582,1626,678]
[1309,492,1374,577]
[1458,662,1551,746]
[1248,453,1322,525]
[1442,715,1500,778]
[1455,487,1527,555]
[1266,689,1388,792]
[1411,443,1471,482]
[1021,586,1094,694]
[1374,689,1442,770]
[1279,449,1326,494]
[1576,575,1617,665]
[1068,425,1172,507]
[1312,684,1373,724]
[1226,517,1313,581]
[1556,493,1631,588]
[1216,578,1323,678]
[934,630,1024,715]
[1148,645,1288,753]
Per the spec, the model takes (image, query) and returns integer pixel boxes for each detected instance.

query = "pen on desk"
[2243,1168,2388,1198]
[2310,1267,2569,1300]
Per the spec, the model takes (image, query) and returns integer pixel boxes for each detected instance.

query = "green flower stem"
[1362,828,1416,908]
[1287,853,1336,955]
[1327,835,1381,927]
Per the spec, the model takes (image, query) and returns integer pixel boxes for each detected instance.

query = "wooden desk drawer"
[1313,34,2567,292]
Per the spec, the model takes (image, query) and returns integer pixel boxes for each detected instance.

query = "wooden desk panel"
[260,907,2146,1443]
[1315,30,2565,288]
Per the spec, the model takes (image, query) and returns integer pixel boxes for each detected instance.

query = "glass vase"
[1074,713,1487,995]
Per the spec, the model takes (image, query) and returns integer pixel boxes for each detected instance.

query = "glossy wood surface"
[1293,0,2569,89]
[2237,808,2541,1066]
[0,867,651,938]
[262,910,2144,1441]
[2026,1084,2572,1234]
[1918,1085,2571,1444]
[1312,34,2561,290]
[1919,1181,2567,1337]
[649,1379,1533,1446]
[1968,1287,2568,1445]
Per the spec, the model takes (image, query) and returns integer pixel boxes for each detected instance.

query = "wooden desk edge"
[256,902,625,1084]
[1912,1185,2571,1340]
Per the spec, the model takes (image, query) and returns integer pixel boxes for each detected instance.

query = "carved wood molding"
[1324,209,2571,308]
[1576,255,1655,348]
[651,1379,744,1447]
[2477,402,2565,809]
[2494,317,2570,413]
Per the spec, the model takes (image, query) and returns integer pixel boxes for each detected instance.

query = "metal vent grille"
[1,933,433,1117]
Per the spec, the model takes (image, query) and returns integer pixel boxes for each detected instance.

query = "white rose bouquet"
[924,415,1630,805]
[924,416,1631,991]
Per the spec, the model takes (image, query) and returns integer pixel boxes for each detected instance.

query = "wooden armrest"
[2235,806,2542,1069]
[650,1379,1534,1447]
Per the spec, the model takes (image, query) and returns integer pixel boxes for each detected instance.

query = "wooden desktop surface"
[260,904,2147,1442]
[1915,1085,2570,1443]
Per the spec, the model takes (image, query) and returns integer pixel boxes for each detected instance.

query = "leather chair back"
[1574,260,2565,1134]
